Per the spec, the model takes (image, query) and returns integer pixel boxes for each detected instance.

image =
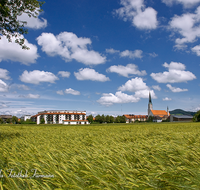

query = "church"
[148,92,170,122]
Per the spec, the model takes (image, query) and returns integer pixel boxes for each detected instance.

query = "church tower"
[148,92,153,115]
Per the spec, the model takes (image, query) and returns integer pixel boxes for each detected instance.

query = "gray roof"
[172,115,193,119]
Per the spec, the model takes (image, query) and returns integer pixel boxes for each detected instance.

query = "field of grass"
[0,122,200,189]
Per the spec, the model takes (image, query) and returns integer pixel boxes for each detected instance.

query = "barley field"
[0,122,200,189]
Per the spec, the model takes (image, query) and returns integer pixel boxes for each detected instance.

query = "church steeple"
[148,91,153,115]
[149,91,152,104]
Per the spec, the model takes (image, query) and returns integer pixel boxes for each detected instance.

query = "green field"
[0,122,200,189]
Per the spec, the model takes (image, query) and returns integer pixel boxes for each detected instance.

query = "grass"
[0,122,200,189]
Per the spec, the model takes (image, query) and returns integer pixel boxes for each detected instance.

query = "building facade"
[31,110,89,125]
[21,115,31,121]
[124,114,148,123]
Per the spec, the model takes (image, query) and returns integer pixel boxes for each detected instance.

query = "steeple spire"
[149,91,152,104]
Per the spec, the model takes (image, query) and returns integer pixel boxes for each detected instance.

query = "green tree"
[110,116,114,123]
[40,118,45,124]
[115,116,120,123]
[193,110,200,122]
[6,118,11,123]
[105,115,110,123]
[87,115,93,123]
[0,0,44,49]
[147,116,154,122]
[12,116,18,124]
[120,115,126,123]
[0,118,3,124]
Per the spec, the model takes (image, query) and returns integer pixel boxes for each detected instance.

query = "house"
[124,114,148,123]
[170,115,193,122]
[148,92,170,122]
[0,115,12,123]
[31,110,89,125]
[21,115,31,121]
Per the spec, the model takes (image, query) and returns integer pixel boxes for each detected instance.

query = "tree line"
[87,114,126,124]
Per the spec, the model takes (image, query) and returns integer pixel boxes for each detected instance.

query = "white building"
[31,110,89,125]
[21,115,32,121]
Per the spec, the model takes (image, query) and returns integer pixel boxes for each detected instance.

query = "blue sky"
[0,0,200,117]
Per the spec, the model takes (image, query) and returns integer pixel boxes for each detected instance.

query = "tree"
[87,115,93,123]
[12,116,18,124]
[193,110,200,122]
[0,0,44,49]
[105,115,110,123]
[40,118,45,124]
[0,118,3,124]
[6,118,11,123]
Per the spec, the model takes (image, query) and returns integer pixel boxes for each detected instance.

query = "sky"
[0,0,200,117]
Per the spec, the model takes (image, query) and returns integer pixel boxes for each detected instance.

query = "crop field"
[0,122,200,189]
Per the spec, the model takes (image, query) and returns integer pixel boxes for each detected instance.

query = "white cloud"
[106,48,120,54]
[192,45,200,56]
[0,35,39,65]
[115,0,158,30]
[17,84,30,90]
[0,68,10,80]
[118,77,149,92]
[169,6,200,49]
[20,70,59,84]
[166,84,188,92]
[149,52,158,57]
[97,91,140,106]
[25,94,40,99]
[74,68,110,82]
[58,71,70,78]
[18,10,47,29]
[65,88,80,95]
[120,50,143,59]
[106,64,146,77]
[37,32,106,65]
[150,62,196,83]
[152,85,161,91]
[162,0,200,8]
[56,90,64,95]
[0,80,9,92]
[163,97,172,101]
[97,77,157,106]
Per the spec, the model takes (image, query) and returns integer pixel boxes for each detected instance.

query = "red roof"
[124,115,148,119]
[151,110,169,117]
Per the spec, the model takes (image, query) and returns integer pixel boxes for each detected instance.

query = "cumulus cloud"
[58,71,70,78]
[163,97,172,101]
[106,48,120,54]
[56,90,64,95]
[120,50,143,59]
[106,64,146,77]
[37,32,106,65]
[152,85,161,91]
[0,68,10,80]
[74,68,110,82]
[18,10,47,29]
[118,77,149,92]
[97,77,157,106]
[0,36,39,65]
[169,6,200,49]
[0,80,9,92]
[65,88,80,95]
[150,62,196,83]
[115,0,158,30]
[192,45,200,56]
[166,84,188,92]
[20,70,59,84]
[97,91,140,106]
[162,0,200,8]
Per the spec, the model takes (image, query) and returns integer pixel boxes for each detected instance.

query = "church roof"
[151,110,169,117]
